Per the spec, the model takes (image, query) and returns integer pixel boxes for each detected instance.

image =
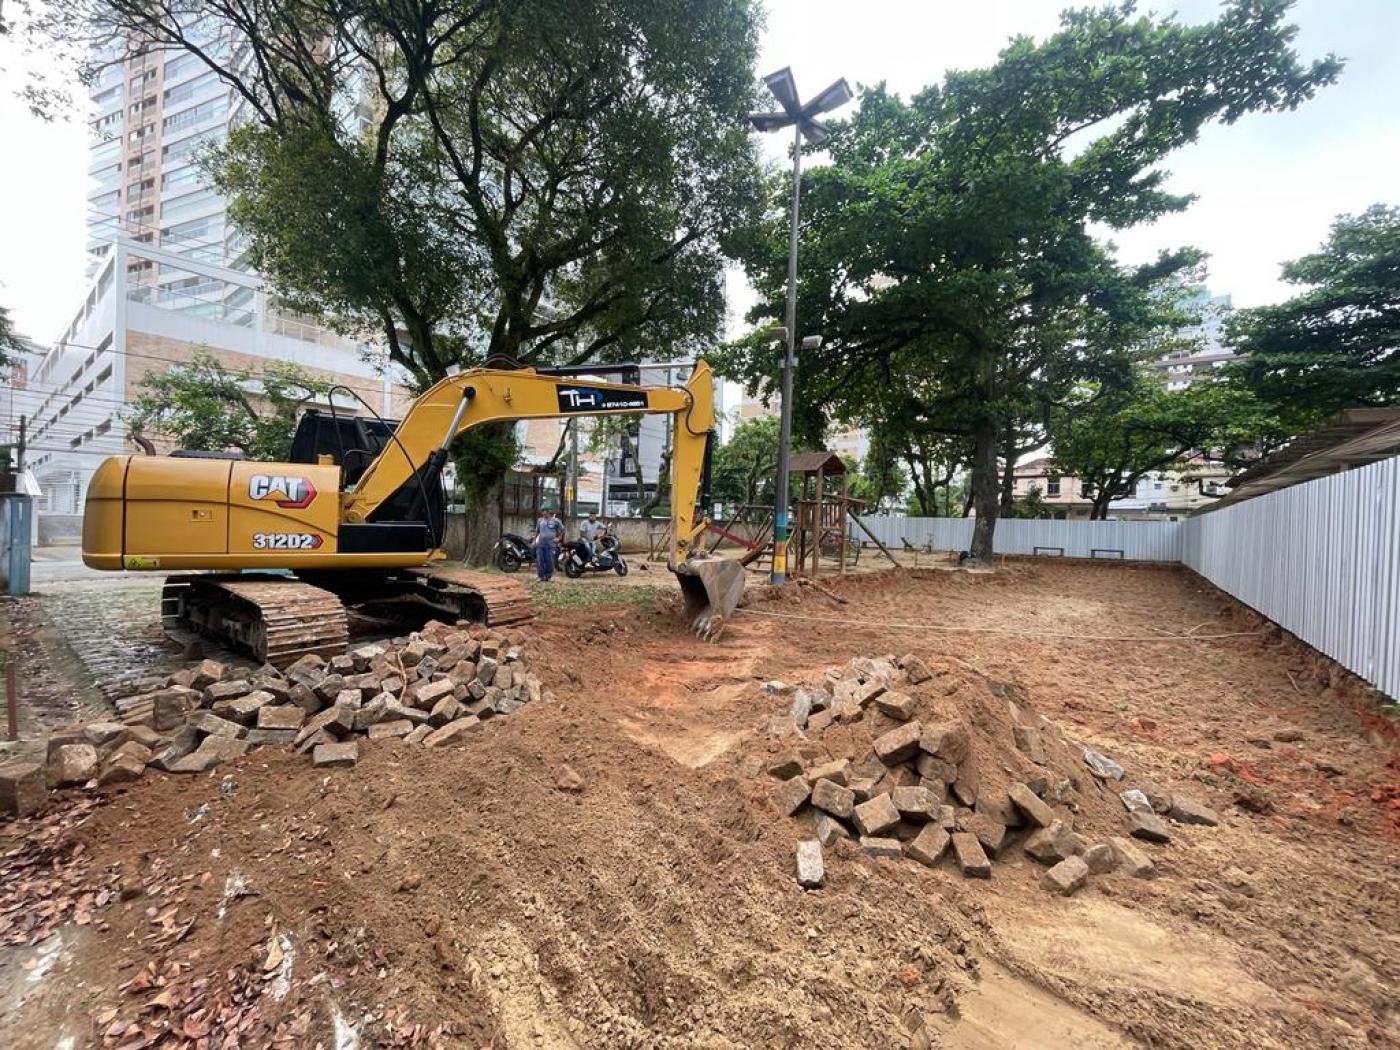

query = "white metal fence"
[1181,455,1399,702]
[857,514,1183,561]
[854,455,1400,700]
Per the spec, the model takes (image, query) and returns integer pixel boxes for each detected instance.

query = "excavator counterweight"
[82,360,742,661]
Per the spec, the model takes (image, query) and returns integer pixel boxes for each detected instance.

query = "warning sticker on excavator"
[556,386,648,413]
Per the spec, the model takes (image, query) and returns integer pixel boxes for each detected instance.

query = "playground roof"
[788,450,847,474]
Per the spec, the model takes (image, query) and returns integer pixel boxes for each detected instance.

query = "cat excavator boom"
[82,360,743,664]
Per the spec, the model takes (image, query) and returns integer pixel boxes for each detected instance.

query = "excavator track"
[402,567,535,628]
[161,574,350,668]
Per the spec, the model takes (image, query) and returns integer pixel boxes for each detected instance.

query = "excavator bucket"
[674,556,745,640]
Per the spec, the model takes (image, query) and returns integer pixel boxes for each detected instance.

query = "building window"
[163,128,224,162]
[161,165,201,192]
[160,188,218,222]
[163,97,228,133]
[163,71,218,107]
[1046,476,1061,497]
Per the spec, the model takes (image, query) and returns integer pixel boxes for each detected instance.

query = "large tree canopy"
[37,0,763,558]
[1051,371,1275,519]
[721,0,1339,559]
[45,0,762,385]
[1228,203,1400,429]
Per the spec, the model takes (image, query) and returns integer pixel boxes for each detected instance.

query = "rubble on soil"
[760,651,1219,895]
[18,622,552,814]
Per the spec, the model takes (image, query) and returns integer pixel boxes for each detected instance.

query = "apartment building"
[27,240,411,517]
[1149,290,1238,391]
[1010,455,1230,521]
[86,24,242,290]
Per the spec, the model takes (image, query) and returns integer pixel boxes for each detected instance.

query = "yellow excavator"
[81,359,744,664]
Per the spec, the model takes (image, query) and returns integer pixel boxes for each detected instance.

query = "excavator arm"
[341,358,743,636]
[344,360,717,565]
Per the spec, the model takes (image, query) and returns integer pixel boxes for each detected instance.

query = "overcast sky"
[1,0,1396,345]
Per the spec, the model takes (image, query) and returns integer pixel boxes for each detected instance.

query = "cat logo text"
[248,474,317,510]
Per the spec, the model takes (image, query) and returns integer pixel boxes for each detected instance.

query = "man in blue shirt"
[534,507,563,581]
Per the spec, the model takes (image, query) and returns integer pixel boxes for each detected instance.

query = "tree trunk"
[461,472,506,565]
[454,421,519,566]
[968,416,1000,562]
[639,448,672,518]
[998,433,1017,517]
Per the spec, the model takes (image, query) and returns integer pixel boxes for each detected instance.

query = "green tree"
[0,304,23,371]
[1051,373,1275,519]
[842,447,908,514]
[722,1,1338,561]
[1229,204,1400,429]
[712,414,780,509]
[1014,484,1051,520]
[127,351,331,461]
[41,0,762,559]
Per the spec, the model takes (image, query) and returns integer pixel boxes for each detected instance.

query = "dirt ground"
[1,561,1398,1049]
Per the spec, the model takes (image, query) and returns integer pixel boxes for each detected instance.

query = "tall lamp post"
[749,68,853,585]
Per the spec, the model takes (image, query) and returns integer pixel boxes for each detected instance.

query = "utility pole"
[748,68,853,585]
[16,415,26,472]
[567,418,579,521]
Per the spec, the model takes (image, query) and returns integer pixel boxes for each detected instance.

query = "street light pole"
[748,67,852,585]
[772,120,803,583]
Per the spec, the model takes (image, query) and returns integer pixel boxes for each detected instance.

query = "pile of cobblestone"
[763,654,1219,895]
[0,622,549,817]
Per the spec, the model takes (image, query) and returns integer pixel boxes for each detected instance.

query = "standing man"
[534,506,563,582]
[578,511,603,566]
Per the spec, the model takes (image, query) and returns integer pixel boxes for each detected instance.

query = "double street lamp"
[748,67,853,585]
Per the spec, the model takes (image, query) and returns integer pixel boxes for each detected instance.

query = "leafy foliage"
[712,415,779,509]
[1051,372,1276,518]
[722,0,1339,558]
[842,446,908,514]
[127,351,331,461]
[1229,204,1400,429]
[41,0,762,386]
[0,304,23,371]
[35,0,763,559]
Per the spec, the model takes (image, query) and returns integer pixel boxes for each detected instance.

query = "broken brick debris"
[756,651,1210,893]
[39,624,549,793]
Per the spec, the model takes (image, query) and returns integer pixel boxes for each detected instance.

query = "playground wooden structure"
[646,450,898,577]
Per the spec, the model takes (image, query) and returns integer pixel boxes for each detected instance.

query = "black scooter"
[493,532,533,573]
[560,532,627,578]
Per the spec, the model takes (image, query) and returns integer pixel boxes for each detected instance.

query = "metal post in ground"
[4,661,16,742]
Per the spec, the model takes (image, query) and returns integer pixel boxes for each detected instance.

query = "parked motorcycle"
[560,532,628,578]
[493,532,534,573]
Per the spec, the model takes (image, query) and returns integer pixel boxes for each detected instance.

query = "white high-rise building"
[26,25,407,524]
[1151,290,1237,391]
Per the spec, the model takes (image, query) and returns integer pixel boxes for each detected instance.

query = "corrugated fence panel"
[854,515,1181,561]
[1181,454,1399,701]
